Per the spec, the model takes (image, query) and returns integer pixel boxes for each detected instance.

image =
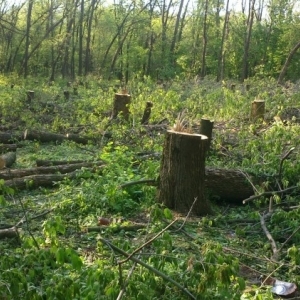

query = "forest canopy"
[0,0,300,82]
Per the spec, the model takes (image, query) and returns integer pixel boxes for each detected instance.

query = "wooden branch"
[85,224,145,233]
[119,219,178,264]
[99,236,196,300]
[119,179,157,189]
[260,213,278,261]
[242,186,299,204]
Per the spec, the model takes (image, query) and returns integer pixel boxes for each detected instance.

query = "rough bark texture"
[0,152,17,169]
[0,161,104,180]
[205,167,255,202]
[199,118,214,151]
[158,130,211,215]
[111,93,131,120]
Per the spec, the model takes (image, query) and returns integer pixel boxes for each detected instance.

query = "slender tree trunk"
[22,0,34,78]
[200,0,208,78]
[78,0,84,76]
[278,40,300,85]
[217,0,230,81]
[241,0,256,82]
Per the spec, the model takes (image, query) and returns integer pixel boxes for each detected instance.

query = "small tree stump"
[27,90,34,104]
[157,130,211,216]
[141,101,153,124]
[111,93,131,120]
[64,90,70,100]
[199,118,214,151]
[251,99,265,121]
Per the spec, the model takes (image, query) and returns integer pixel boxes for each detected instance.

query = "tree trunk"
[241,0,256,82]
[0,144,18,153]
[36,159,87,167]
[200,0,209,78]
[277,40,300,85]
[22,0,34,78]
[78,0,84,76]
[157,130,211,216]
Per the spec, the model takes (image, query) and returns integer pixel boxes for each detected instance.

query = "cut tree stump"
[0,152,16,169]
[0,161,104,180]
[157,130,211,216]
[111,93,131,120]
[251,100,265,121]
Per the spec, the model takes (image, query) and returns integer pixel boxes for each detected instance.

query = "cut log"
[157,130,211,216]
[0,144,18,153]
[0,161,104,180]
[0,227,18,239]
[23,130,96,144]
[36,159,87,167]
[0,132,21,144]
[0,152,16,169]
[205,167,255,202]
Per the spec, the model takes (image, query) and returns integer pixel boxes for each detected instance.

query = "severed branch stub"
[141,101,153,124]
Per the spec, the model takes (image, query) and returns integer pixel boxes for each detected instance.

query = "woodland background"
[0,0,300,82]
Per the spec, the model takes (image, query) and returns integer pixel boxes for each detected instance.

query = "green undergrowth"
[0,75,300,299]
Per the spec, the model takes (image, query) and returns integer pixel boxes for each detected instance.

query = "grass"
[0,74,299,299]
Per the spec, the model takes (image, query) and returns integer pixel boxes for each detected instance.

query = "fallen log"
[205,167,257,202]
[24,130,96,144]
[0,144,18,153]
[0,161,104,180]
[0,152,17,169]
[0,132,21,144]
[4,166,104,191]
[36,159,87,167]
[0,227,18,239]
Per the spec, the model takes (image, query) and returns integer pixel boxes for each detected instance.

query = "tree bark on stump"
[199,118,214,151]
[157,130,211,216]
[111,93,131,120]
[0,152,16,169]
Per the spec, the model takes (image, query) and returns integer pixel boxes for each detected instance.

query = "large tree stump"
[157,130,211,216]
[111,93,131,120]
[0,152,16,169]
